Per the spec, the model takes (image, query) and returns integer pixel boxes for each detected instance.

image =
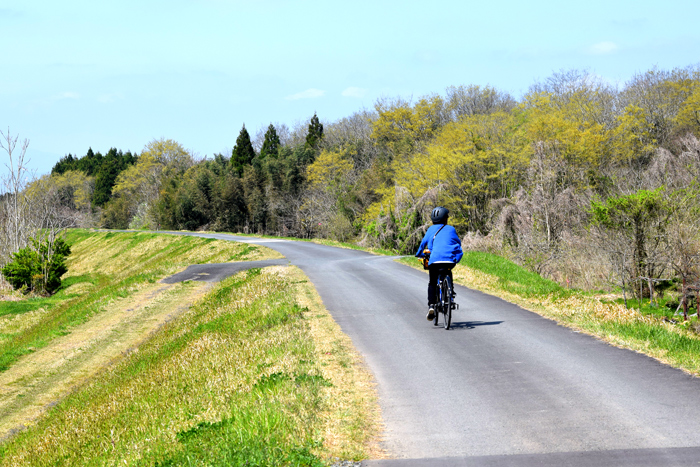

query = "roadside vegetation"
[0,231,379,465]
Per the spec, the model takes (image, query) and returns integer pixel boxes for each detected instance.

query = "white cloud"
[341,87,367,98]
[52,92,80,100]
[284,88,325,100]
[588,41,619,55]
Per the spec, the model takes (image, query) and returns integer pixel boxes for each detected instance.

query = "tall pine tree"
[230,124,256,176]
[260,124,281,159]
[305,113,324,149]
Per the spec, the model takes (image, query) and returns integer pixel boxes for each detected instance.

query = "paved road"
[161,232,700,466]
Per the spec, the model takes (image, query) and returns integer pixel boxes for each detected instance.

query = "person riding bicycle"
[415,207,463,321]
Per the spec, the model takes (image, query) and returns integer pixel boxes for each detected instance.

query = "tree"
[260,124,281,159]
[93,149,135,206]
[618,67,697,152]
[143,138,192,174]
[522,90,609,183]
[49,170,95,212]
[101,197,133,229]
[305,113,324,149]
[445,84,516,119]
[303,148,357,240]
[674,78,700,136]
[371,95,445,160]
[590,188,670,304]
[369,111,529,235]
[231,125,256,176]
[0,128,33,264]
[51,153,76,175]
[320,109,380,170]
[76,148,103,176]
[105,139,191,229]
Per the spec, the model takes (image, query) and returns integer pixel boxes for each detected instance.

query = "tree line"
[3,65,700,306]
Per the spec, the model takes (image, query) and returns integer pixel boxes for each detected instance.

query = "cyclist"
[415,207,463,320]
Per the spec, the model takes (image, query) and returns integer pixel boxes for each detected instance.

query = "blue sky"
[1,0,699,176]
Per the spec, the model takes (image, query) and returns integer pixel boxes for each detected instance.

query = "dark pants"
[428,263,455,305]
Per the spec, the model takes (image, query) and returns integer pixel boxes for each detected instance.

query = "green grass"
[0,275,101,319]
[557,305,700,372]
[0,296,58,318]
[0,268,329,466]
[400,250,569,299]
[460,251,568,298]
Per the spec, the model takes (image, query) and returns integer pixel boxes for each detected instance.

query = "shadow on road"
[447,320,504,330]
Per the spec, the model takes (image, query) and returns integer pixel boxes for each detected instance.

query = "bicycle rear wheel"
[442,276,452,330]
[433,274,442,326]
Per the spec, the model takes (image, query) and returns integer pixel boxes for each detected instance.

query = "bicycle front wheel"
[442,276,452,330]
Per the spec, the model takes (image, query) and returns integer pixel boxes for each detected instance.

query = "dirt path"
[0,280,209,440]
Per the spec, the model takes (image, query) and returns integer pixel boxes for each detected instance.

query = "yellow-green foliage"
[26,171,94,212]
[306,149,353,189]
[363,69,700,240]
[371,95,444,158]
[675,80,700,134]
[522,91,609,171]
[109,139,193,224]
[365,111,530,231]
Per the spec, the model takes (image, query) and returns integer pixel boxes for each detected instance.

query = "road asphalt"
[161,232,700,466]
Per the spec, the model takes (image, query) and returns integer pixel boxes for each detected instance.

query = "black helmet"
[430,206,449,224]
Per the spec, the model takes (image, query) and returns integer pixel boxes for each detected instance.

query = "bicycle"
[433,267,458,330]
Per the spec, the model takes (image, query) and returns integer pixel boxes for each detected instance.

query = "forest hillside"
[3,66,700,305]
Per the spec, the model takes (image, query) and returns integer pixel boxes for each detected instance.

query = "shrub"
[1,237,71,295]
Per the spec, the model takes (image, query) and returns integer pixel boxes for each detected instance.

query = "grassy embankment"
[0,229,277,373]
[400,251,700,376]
[0,230,381,465]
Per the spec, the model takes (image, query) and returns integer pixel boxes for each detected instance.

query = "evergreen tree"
[260,124,281,159]
[92,148,136,206]
[51,154,76,175]
[305,112,324,149]
[77,148,103,176]
[230,124,256,176]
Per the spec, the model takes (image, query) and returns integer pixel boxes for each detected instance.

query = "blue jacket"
[415,224,463,265]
